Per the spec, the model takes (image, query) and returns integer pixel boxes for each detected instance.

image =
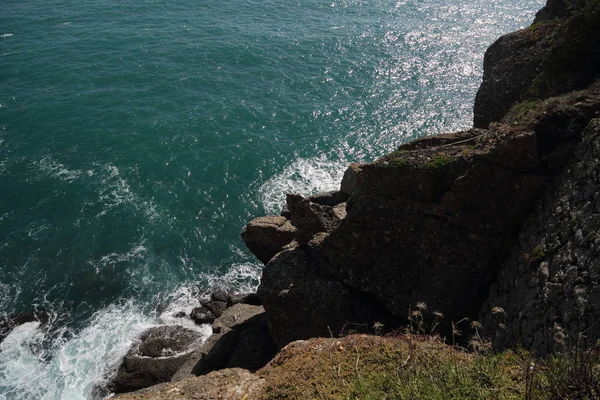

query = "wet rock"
[203,299,227,318]
[172,304,276,382]
[190,307,216,325]
[112,325,203,393]
[211,289,230,303]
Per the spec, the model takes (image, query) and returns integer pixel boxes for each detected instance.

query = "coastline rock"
[474,0,600,128]
[241,215,296,264]
[228,292,261,307]
[481,119,600,355]
[112,326,203,393]
[172,304,276,382]
[311,126,550,323]
[257,247,377,348]
[115,368,265,400]
[286,194,346,245]
[190,307,216,325]
[308,190,350,206]
[203,299,227,318]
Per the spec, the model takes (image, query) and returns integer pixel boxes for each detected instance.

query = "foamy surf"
[259,156,347,215]
[0,288,216,400]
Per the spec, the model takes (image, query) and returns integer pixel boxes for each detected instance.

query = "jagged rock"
[340,163,361,195]
[115,368,265,400]
[534,0,586,22]
[258,247,376,348]
[171,326,234,382]
[228,292,261,307]
[190,307,216,325]
[172,304,276,382]
[474,0,600,128]
[241,215,296,264]
[310,126,550,324]
[286,194,345,245]
[112,326,203,393]
[473,23,558,128]
[203,299,227,318]
[308,191,350,206]
[211,289,230,303]
[481,119,600,355]
[226,325,275,371]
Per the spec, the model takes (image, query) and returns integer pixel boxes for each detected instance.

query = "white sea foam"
[0,301,161,400]
[258,156,347,215]
[96,164,159,221]
[36,157,89,183]
[197,262,262,295]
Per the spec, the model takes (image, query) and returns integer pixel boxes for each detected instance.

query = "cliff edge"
[243,0,600,354]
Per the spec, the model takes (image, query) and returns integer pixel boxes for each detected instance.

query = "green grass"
[504,100,541,125]
[423,154,455,171]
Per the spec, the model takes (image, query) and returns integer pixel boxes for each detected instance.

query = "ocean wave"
[0,296,211,400]
[95,164,160,221]
[258,156,347,215]
[36,157,92,183]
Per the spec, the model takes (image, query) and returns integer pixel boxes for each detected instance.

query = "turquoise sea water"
[1,0,542,398]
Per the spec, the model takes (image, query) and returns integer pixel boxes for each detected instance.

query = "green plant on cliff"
[504,100,541,125]
[423,154,455,171]
[388,149,410,166]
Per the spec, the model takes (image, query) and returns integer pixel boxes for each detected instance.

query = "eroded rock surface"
[474,0,600,128]
[172,304,276,382]
[112,326,203,393]
[257,247,379,348]
[481,119,600,355]
[115,368,265,400]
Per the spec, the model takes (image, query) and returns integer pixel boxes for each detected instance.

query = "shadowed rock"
[112,326,203,393]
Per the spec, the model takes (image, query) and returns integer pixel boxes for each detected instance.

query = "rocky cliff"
[110,0,600,397]
[243,0,600,353]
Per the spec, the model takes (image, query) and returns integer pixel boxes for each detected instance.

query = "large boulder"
[241,216,296,264]
[286,194,346,245]
[257,247,378,348]
[474,0,600,128]
[112,326,203,393]
[172,304,276,382]
[241,192,349,263]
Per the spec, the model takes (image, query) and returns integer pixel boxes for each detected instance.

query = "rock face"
[313,126,550,324]
[258,247,380,348]
[474,0,600,128]
[241,216,296,264]
[172,304,276,382]
[114,368,265,400]
[237,0,600,354]
[112,326,203,393]
[481,119,600,355]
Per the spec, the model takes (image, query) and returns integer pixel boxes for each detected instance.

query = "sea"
[0,0,543,398]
